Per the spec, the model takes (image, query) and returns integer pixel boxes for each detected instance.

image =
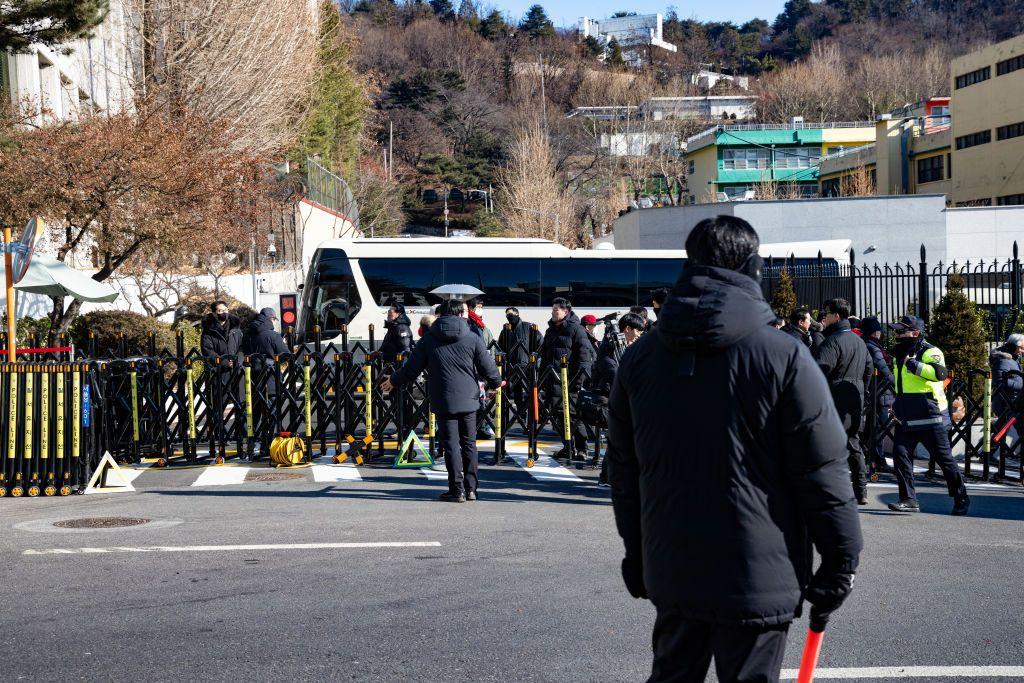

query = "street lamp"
[513,205,560,243]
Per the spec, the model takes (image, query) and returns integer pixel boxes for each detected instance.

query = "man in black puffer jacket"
[815,298,873,505]
[541,298,596,460]
[385,300,502,503]
[379,303,413,360]
[607,216,862,683]
[200,301,243,360]
[242,308,289,357]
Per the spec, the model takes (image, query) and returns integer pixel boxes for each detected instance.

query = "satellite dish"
[12,217,42,284]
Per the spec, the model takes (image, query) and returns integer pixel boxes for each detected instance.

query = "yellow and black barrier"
[0,363,92,498]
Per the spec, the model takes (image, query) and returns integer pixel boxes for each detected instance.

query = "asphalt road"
[1,452,1023,682]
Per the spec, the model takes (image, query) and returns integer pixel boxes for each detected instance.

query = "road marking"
[780,666,1024,679]
[505,451,582,483]
[420,468,449,481]
[117,468,147,486]
[191,466,250,487]
[22,541,442,555]
[311,462,362,483]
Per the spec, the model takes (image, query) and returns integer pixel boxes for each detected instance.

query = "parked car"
[422,188,438,204]
[469,189,488,202]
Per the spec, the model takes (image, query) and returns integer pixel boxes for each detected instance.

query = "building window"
[997,194,1024,206]
[821,177,841,197]
[997,121,1024,141]
[917,155,944,184]
[955,66,991,89]
[722,148,769,170]
[996,54,1024,76]
[687,160,695,174]
[946,153,951,178]
[955,130,992,150]
[774,147,820,169]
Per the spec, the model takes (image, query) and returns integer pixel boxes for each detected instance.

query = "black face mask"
[506,314,520,325]
[893,337,917,357]
[216,313,228,321]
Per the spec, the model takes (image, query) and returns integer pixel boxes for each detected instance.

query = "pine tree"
[429,0,455,21]
[928,272,989,382]
[457,0,478,22]
[605,37,625,69]
[520,4,554,39]
[1,0,108,52]
[770,268,798,318]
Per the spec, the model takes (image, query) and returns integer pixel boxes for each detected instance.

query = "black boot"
[951,493,970,516]
[439,490,466,503]
[887,498,920,512]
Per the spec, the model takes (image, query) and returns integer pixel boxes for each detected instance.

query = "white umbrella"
[430,284,484,301]
[0,254,118,302]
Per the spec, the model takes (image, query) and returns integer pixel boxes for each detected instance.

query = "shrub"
[929,272,988,382]
[769,269,797,318]
[71,310,185,356]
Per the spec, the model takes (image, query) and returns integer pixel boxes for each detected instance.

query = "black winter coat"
[864,336,895,407]
[498,318,542,366]
[200,313,243,358]
[990,348,1023,416]
[379,314,413,360]
[607,265,862,626]
[392,315,501,415]
[541,318,596,383]
[589,338,620,397]
[781,323,811,348]
[241,313,289,357]
[815,319,872,432]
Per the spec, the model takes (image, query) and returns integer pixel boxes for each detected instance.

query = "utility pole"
[539,53,548,135]
[444,191,450,237]
[250,234,259,309]
[388,120,394,181]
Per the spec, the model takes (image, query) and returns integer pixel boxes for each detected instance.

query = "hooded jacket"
[815,319,873,432]
[781,322,811,348]
[200,313,243,358]
[498,317,542,366]
[379,313,413,360]
[540,317,596,383]
[241,312,289,357]
[990,347,1022,417]
[391,314,502,415]
[864,335,895,407]
[607,265,862,626]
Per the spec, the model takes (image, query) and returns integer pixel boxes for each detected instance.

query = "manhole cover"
[53,517,150,529]
[247,471,306,482]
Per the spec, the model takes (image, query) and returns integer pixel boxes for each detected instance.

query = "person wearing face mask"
[242,307,290,357]
[379,302,413,359]
[541,297,597,461]
[466,298,494,348]
[886,315,969,515]
[989,333,1024,460]
[498,307,543,366]
[201,300,243,360]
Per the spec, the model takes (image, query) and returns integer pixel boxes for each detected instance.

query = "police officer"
[887,315,970,515]
[541,298,596,461]
[815,298,873,505]
[860,316,895,473]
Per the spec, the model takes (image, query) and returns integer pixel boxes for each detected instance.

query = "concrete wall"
[945,206,1024,262]
[612,194,949,265]
[297,197,359,269]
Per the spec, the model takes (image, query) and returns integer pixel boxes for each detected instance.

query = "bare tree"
[125,0,319,154]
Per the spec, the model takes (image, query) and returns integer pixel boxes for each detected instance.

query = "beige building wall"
[950,33,1024,205]
[685,146,719,204]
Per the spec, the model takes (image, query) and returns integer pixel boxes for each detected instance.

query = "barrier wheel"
[59,486,71,496]
[526,458,535,468]
[870,473,879,482]
[10,486,22,497]
[0,487,6,497]
[155,458,167,468]
[214,455,225,465]
[44,485,56,497]
[27,485,40,497]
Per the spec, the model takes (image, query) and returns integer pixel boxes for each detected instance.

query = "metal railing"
[304,156,360,226]
[688,121,876,148]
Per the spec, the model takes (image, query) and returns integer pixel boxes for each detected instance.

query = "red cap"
[581,314,597,325]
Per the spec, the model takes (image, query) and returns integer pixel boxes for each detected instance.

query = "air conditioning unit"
[791,116,804,128]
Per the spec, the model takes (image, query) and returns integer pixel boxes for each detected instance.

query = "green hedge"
[70,310,199,355]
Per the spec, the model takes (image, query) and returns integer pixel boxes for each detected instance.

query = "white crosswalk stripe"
[191,466,250,487]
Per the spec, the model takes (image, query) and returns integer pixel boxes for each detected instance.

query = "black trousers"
[649,606,789,683]
[844,411,867,498]
[892,422,967,501]
[437,411,478,494]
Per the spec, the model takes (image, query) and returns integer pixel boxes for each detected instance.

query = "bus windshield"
[301,249,361,334]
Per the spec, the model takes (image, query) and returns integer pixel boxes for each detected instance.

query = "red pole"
[797,628,825,683]
[994,416,1017,443]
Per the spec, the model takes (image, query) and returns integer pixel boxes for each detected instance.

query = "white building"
[1,0,133,121]
[569,96,756,124]
[689,68,750,92]
[579,14,677,68]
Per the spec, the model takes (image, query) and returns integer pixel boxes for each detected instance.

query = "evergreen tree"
[581,34,603,58]
[770,269,798,318]
[928,272,989,382]
[1,0,108,52]
[290,1,367,178]
[520,4,554,39]
[605,37,625,69]
[457,0,478,22]
[429,0,455,21]
[479,9,511,40]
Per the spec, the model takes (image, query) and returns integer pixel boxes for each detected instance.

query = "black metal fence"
[764,243,1024,341]
[1,324,1022,500]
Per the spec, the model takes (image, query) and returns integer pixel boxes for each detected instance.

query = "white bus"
[298,237,852,345]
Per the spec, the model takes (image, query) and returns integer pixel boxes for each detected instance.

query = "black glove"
[621,554,648,600]
[804,568,855,631]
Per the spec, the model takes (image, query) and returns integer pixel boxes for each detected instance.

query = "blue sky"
[493,1,789,26]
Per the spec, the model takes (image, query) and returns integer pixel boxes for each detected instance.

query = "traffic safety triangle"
[84,451,136,495]
[393,431,434,468]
